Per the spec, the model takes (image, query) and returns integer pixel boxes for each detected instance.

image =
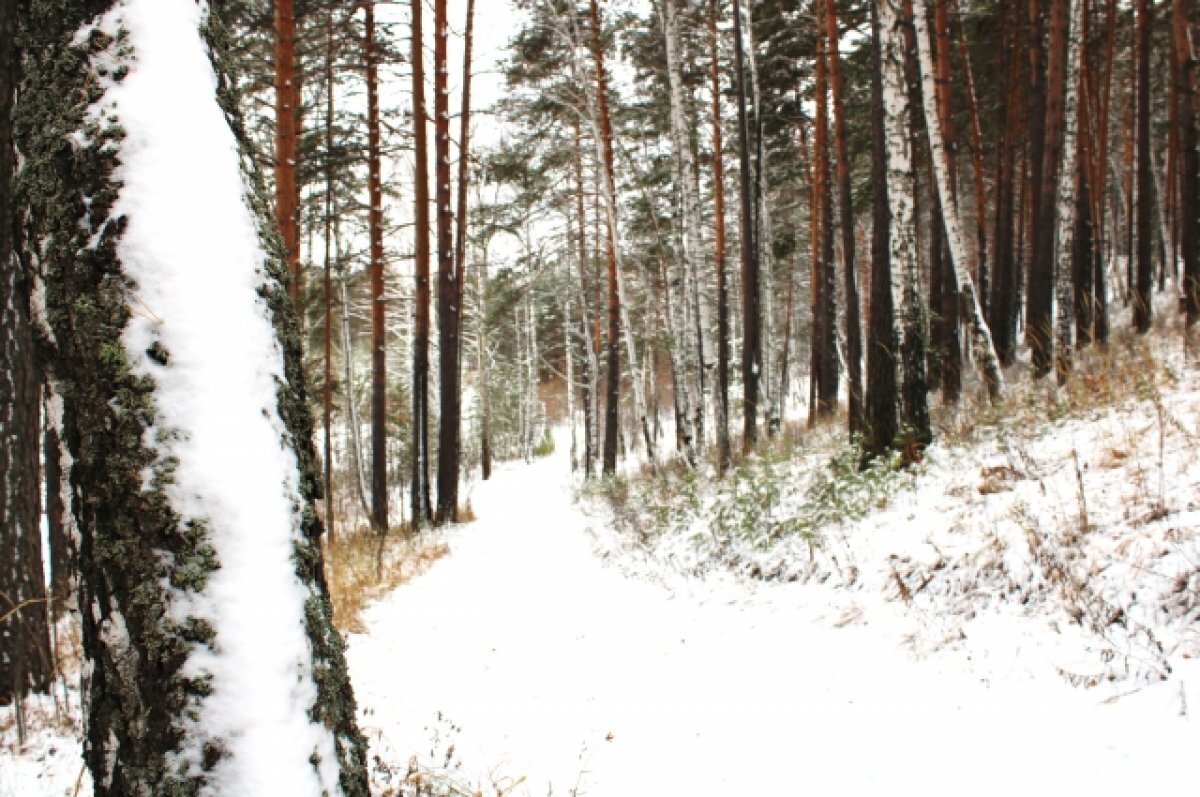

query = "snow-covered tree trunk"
[912,0,1004,400]
[1053,0,1084,384]
[16,1,368,793]
[880,0,930,446]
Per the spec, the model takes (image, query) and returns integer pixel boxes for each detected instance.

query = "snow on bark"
[912,0,1004,399]
[29,1,367,792]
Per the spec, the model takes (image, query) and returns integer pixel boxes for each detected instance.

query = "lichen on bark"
[15,1,368,793]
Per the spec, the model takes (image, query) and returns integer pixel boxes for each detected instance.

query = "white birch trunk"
[1054,0,1084,382]
[562,286,577,469]
[913,0,1005,398]
[659,0,704,461]
[881,0,922,392]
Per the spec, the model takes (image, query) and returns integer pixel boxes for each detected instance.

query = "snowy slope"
[347,416,1199,796]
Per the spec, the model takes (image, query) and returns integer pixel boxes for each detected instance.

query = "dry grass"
[326,530,449,634]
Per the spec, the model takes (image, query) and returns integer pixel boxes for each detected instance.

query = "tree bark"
[1,0,53,706]
[274,0,302,311]
[435,0,461,523]
[1053,0,1084,384]
[411,0,433,524]
[322,9,335,540]
[866,0,899,461]
[882,0,931,448]
[813,3,838,421]
[1175,0,1199,326]
[826,0,863,433]
[16,2,369,791]
[365,1,389,533]
[733,0,760,450]
[1134,0,1153,332]
[710,0,731,474]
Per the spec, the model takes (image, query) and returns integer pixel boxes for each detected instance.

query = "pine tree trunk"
[813,7,838,421]
[866,0,900,461]
[1134,0,1153,332]
[411,0,433,524]
[1175,0,1199,326]
[1,0,53,706]
[435,0,460,523]
[274,0,302,310]
[16,2,369,791]
[989,3,1022,365]
[931,0,961,404]
[365,1,389,533]
[826,0,863,434]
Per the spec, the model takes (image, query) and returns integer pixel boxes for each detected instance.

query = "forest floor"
[4,330,1200,796]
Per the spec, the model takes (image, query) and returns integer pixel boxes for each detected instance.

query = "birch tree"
[912,0,1004,399]
[880,0,931,446]
[1053,0,1084,383]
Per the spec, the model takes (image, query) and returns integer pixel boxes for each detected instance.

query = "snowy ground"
[6,348,1199,796]
[349,420,1199,796]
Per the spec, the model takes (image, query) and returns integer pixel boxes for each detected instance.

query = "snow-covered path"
[348,443,1197,796]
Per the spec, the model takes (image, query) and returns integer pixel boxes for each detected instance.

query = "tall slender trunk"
[931,0,961,403]
[1026,0,1049,354]
[1053,0,1084,383]
[1175,0,1199,326]
[365,1,388,533]
[1028,0,1068,376]
[660,0,705,462]
[589,0,625,475]
[813,4,838,420]
[989,3,1022,365]
[322,10,335,540]
[1134,0,1153,332]
[274,0,302,310]
[573,119,599,477]
[453,0,476,478]
[435,0,460,523]
[710,0,731,474]
[826,0,863,433]
[1092,0,1117,344]
[866,0,899,461]
[340,276,370,520]
[882,0,931,447]
[952,0,990,309]
[1,0,53,705]
[913,0,1004,398]
[733,0,760,450]
[411,0,433,524]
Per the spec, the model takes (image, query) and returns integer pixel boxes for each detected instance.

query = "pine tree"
[0,0,54,708]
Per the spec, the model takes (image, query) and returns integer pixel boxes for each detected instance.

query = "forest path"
[347,438,1194,797]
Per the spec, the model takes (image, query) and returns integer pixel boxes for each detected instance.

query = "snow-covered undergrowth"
[586,333,1200,689]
